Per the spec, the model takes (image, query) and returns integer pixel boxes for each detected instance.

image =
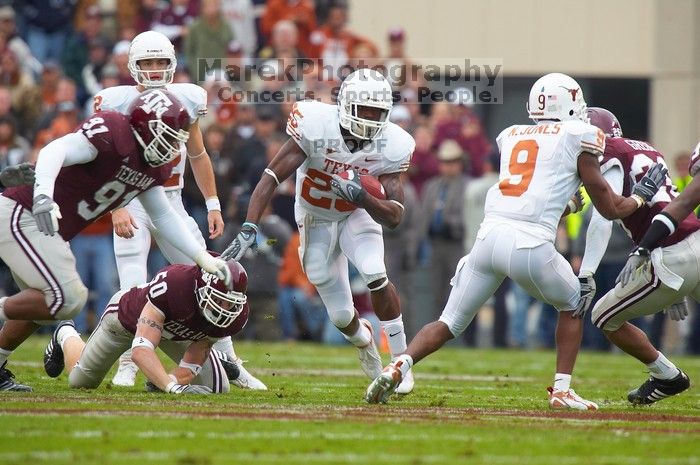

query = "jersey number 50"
[499,139,539,197]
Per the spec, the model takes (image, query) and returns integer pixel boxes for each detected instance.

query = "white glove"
[32,194,62,236]
[195,251,229,282]
[663,298,690,321]
[616,247,651,288]
[166,381,212,394]
[573,273,596,318]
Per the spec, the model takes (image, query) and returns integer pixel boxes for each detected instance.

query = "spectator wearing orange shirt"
[277,232,326,341]
[309,3,378,80]
[261,0,317,58]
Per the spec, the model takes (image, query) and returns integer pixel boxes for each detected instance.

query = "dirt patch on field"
[2,402,699,434]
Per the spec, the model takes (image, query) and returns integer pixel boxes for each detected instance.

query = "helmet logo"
[139,90,172,118]
[202,272,220,286]
[561,86,579,102]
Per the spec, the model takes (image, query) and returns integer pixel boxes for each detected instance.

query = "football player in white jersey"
[222,69,417,393]
[365,73,667,408]
[95,31,266,390]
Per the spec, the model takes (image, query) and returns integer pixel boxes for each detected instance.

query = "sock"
[0,347,12,367]
[380,315,407,358]
[57,325,80,351]
[553,373,572,392]
[212,337,235,359]
[392,354,413,377]
[646,352,680,380]
[0,297,7,321]
[344,321,372,347]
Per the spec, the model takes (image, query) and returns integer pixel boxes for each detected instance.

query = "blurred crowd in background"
[0,0,698,355]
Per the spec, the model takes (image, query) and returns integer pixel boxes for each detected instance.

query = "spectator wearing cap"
[110,40,134,86]
[185,0,234,83]
[309,4,378,80]
[81,37,112,97]
[0,6,42,78]
[62,5,110,101]
[261,0,317,58]
[221,0,257,57]
[419,139,470,321]
[0,115,30,170]
[407,125,440,197]
[232,104,282,192]
[152,0,198,53]
[433,87,493,177]
[19,0,77,64]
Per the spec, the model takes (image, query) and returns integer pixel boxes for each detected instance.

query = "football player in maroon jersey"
[0,89,230,391]
[579,107,692,404]
[42,260,249,394]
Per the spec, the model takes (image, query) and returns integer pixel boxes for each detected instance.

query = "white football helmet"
[128,31,176,88]
[527,73,588,122]
[338,68,393,139]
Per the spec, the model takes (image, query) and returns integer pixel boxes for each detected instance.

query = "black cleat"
[144,380,164,393]
[44,321,75,378]
[213,350,241,382]
[0,362,32,391]
[628,370,690,405]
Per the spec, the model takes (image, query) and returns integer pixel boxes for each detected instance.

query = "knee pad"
[367,275,389,292]
[68,364,100,389]
[304,259,337,289]
[53,280,88,320]
[327,306,354,328]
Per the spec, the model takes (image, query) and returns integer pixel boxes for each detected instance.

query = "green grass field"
[1,337,698,465]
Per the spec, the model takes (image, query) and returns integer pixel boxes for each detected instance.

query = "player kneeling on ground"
[43,260,249,394]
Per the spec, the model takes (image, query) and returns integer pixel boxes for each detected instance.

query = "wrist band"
[631,194,644,208]
[242,221,259,232]
[179,360,202,376]
[205,197,221,212]
[188,149,206,160]
[264,168,280,186]
[131,337,155,350]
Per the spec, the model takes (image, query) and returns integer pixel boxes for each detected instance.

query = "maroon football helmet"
[196,260,248,328]
[129,89,190,167]
[587,107,623,138]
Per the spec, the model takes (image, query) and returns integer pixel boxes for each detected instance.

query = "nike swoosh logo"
[388,331,401,337]
[365,157,380,162]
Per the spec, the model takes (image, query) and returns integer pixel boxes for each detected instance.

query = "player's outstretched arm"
[221,138,305,261]
[361,172,405,229]
[186,121,224,239]
[170,339,213,386]
[579,153,644,220]
[130,303,169,389]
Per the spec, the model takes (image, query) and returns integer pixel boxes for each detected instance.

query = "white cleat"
[231,358,267,390]
[357,318,383,380]
[394,366,414,395]
[548,387,599,411]
[366,364,402,404]
[112,360,139,387]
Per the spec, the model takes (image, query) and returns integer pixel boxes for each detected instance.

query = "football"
[337,172,386,200]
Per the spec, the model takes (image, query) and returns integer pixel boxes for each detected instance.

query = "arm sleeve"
[34,132,98,198]
[137,187,206,260]
[579,165,623,276]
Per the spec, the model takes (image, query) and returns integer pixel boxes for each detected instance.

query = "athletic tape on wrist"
[179,360,203,376]
[131,337,155,350]
[205,197,221,212]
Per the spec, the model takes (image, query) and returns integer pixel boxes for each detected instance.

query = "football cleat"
[548,387,599,411]
[212,349,241,382]
[44,320,75,378]
[230,358,267,390]
[628,370,690,405]
[112,358,139,387]
[0,362,31,392]
[144,379,163,393]
[365,363,403,404]
[357,318,383,380]
[394,365,414,395]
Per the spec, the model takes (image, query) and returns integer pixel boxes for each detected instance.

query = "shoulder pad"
[166,83,208,121]
[94,86,137,114]
[286,100,333,143]
[382,123,416,163]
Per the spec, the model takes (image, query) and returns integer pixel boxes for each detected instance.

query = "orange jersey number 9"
[498,139,539,197]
